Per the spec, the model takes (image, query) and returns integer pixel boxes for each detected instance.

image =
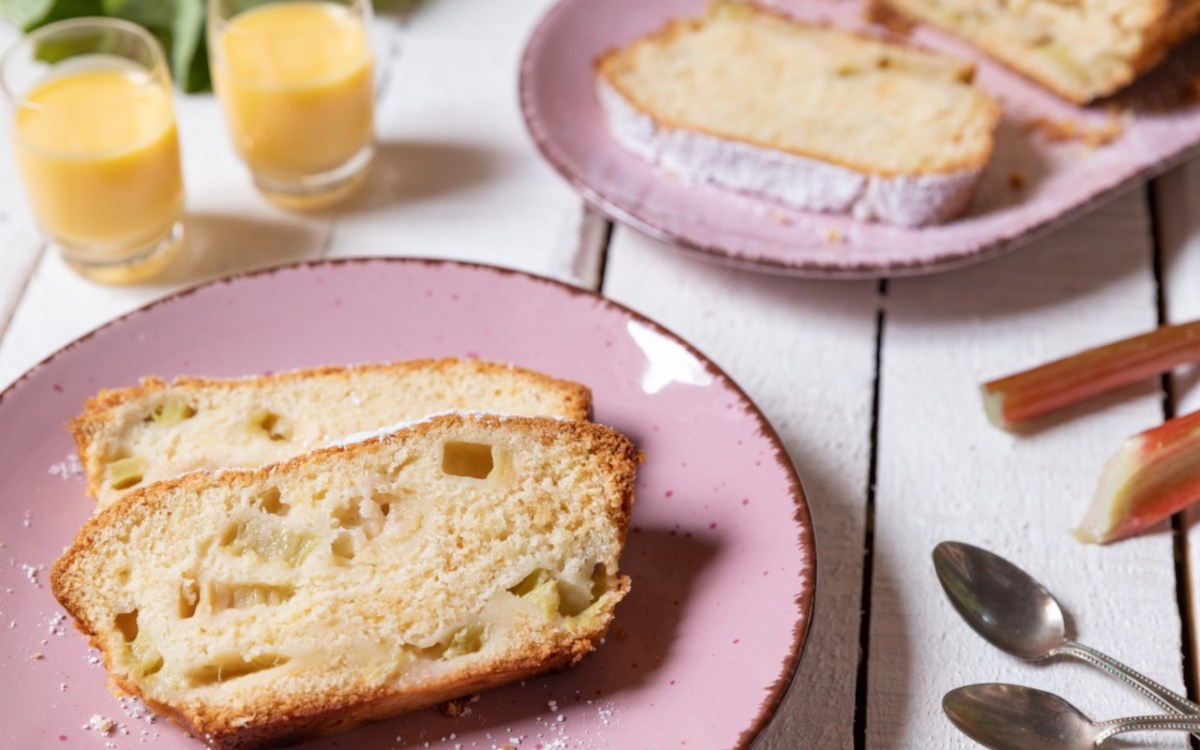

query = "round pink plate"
[520,0,1200,278]
[0,259,815,749]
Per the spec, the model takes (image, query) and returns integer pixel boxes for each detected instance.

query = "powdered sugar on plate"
[48,453,84,480]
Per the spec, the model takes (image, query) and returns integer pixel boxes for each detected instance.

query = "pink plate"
[0,259,815,749]
[520,0,1200,278]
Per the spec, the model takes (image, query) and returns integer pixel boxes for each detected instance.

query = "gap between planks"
[1149,173,1200,741]
[853,279,888,750]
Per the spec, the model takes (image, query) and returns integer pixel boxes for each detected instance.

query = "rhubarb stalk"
[1074,409,1200,544]
[981,320,1200,429]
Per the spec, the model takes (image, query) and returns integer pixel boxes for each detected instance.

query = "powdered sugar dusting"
[21,563,43,588]
[48,453,83,480]
[596,79,982,227]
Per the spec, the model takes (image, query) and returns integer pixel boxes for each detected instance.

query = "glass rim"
[0,16,170,108]
[210,0,369,28]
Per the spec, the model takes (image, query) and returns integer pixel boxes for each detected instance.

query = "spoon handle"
[1094,714,1200,744]
[1059,639,1200,716]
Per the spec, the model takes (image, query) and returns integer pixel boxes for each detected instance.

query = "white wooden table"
[3,2,1200,747]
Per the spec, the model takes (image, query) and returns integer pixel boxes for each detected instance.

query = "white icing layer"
[596,79,983,227]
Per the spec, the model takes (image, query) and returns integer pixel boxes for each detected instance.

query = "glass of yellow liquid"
[0,18,185,283]
[209,0,375,210]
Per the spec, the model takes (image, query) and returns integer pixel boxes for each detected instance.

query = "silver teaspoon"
[933,541,1200,716]
[944,683,1200,749]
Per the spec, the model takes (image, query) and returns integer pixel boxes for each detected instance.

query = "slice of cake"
[51,412,640,750]
[70,358,592,508]
[884,0,1200,104]
[595,1,1001,226]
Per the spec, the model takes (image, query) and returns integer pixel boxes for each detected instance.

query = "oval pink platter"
[520,0,1200,278]
[0,258,815,749]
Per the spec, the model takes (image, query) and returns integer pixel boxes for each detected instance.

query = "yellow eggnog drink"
[212,0,375,208]
[2,18,185,283]
[12,60,184,262]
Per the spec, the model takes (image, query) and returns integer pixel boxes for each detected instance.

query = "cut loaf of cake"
[884,0,1200,104]
[595,1,1001,226]
[51,412,641,750]
[71,358,592,509]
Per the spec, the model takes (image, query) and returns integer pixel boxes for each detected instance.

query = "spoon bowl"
[944,683,1100,749]
[933,541,1067,660]
[945,683,1200,749]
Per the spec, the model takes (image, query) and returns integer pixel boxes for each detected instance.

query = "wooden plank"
[324,0,602,286]
[0,23,42,345]
[0,217,43,349]
[871,190,1186,747]
[1159,161,1200,694]
[602,226,880,749]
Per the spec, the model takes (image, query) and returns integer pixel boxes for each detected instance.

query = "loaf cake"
[51,412,641,750]
[884,0,1200,103]
[70,358,592,508]
[595,1,1001,226]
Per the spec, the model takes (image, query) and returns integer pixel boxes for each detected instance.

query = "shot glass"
[1,18,185,283]
[209,0,376,210]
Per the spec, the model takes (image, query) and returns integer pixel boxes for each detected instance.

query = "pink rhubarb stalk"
[1074,409,1200,544]
[981,320,1200,429]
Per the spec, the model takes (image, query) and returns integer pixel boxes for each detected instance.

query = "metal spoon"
[944,683,1200,749]
[933,541,1200,716]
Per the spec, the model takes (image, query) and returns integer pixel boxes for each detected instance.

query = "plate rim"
[0,256,818,748]
[517,0,1200,279]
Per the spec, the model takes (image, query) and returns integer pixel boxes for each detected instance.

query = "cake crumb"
[1082,111,1124,148]
[1023,112,1123,147]
[862,0,916,36]
[89,715,116,735]
[822,226,843,243]
[31,652,44,660]
[1023,116,1078,142]
[1008,171,1026,190]
[439,696,476,718]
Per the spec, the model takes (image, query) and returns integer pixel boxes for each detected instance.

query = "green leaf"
[1,0,103,31]
[0,0,211,91]
[374,0,423,13]
[101,0,208,91]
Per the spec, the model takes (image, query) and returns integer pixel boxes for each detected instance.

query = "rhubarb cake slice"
[71,358,592,509]
[884,0,1200,103]
[52,413,640,750]
[595,1,1001,226]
